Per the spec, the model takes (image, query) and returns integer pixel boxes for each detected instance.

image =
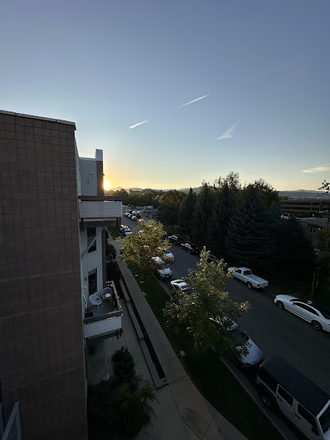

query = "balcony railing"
[84,281,123,339]
[79,196,122,220]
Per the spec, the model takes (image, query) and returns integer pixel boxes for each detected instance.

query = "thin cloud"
[216,121,239,141]
[301,164,330,173]
[260,60,295,77]
[177,94,209,108]
[129,120,148,129]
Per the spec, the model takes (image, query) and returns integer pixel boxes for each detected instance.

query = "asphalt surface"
[121,212,330,440]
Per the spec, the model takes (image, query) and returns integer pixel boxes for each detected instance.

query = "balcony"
[84,281,123,339]
[79,196,122,224]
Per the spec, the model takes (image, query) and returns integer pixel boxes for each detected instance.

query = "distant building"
[298,217,329,248]
[0,110,123,440]
[280,198,330,216]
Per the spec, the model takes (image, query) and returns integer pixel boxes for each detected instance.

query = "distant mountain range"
[109,187,328,199]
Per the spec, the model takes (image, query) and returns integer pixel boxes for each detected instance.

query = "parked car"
[120,225,132,236]
[163,251,175,262]
[226,320,263,369]
[207,253,219,263]
[257,356,330,440]
[274,294,330,332]
[151,257,173,279]
[228,267,268,289]
[170,279,191,294]
[169,235,183,245]
[180,243,199,254]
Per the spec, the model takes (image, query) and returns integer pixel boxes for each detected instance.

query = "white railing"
[2,402,21,440]
[79,200,122,220]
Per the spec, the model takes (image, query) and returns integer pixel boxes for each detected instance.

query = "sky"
[1,0,329,191]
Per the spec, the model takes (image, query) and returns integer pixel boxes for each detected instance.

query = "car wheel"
[276,301,284,309]
[311,320,322,331]
[260,391,274,410]
[246,282,252,289]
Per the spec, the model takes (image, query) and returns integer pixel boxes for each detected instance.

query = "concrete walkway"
[89,239,248,440]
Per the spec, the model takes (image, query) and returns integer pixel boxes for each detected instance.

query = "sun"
[103,180,111,190]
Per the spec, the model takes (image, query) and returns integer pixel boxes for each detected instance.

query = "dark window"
[278,386,293,405]
[87,227,97,253]
[236,269,241,274]
[298,404,317,428]
[258,368,277,392]
[88,269,97,295]
[295,303,318,316]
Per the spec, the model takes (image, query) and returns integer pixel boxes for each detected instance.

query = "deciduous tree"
[164,249,249,355]
[118,220,170,278]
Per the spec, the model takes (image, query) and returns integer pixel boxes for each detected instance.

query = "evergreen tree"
[157,190,185,227]
[206,183,236,258]
[277,217,315,273]
[192,183,216,244]
[226,187,272,267]
[178,188,197,240]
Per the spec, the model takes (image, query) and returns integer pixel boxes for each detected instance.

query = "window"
[297,404,317,428]
[87,227,97,253]
[88,269,97,295]
[295,304,318,316]
[258,368,277,392]
[278,386,293,405]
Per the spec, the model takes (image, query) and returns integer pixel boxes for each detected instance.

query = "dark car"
[181,243,200,254]
[169,235,183,245]
[207,253,219,263]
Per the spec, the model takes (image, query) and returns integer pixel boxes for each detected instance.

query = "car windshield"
[319,404,330,433]
[227,326,248,345]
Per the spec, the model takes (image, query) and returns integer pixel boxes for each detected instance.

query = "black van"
[257,356,330,440]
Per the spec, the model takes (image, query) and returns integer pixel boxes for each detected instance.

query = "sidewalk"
[88,239,248,440]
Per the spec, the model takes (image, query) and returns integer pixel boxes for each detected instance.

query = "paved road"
[121,213,330,439]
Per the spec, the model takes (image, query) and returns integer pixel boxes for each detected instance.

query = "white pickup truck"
[228,267,269,289]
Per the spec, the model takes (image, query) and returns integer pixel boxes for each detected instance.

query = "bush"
[87,347,156,440]
[106,261,121,282]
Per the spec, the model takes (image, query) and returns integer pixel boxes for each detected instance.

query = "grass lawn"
[131,270,283,440]
[107,226,121,238]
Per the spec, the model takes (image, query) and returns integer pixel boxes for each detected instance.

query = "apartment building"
[0,110,122,440]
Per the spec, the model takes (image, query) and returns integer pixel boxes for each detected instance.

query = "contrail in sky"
[129,120,148,129]
[216,121,239,140]
[301,164,330,173]
[177,94,209,108]
[260,60,295,77]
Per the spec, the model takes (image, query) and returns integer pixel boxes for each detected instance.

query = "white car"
[163,251,175,262]
[151,257,173,280]
[274,294,330,332]
[170,279,191,293]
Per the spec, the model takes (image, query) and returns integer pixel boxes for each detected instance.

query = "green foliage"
[111,347,136,383]
[87,347,156,440]
[178,187,197,239]
[318,227,330,251]
[226,187,273,266]
[245,179,279,208]
[117,220,170,278]
[106,261,121,282]
[192,183,216,243]
[164,249,250,355]
[206,183,236,258]
[276,217,315,273]
[157,189,185,226]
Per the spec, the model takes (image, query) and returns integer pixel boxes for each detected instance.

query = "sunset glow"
[103,180,111,190]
